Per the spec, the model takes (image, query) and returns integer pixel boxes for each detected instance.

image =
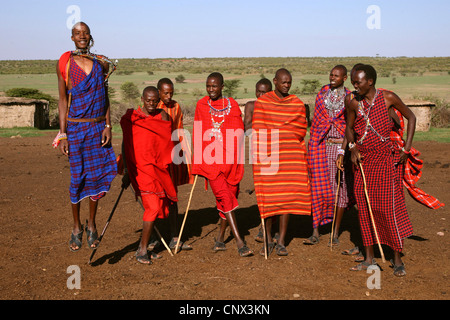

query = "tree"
[223,79,241,98]
[300,79,321,95]
[120,81,140,101]
[175,74,185,83]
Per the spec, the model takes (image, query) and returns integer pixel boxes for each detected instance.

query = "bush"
[175,74,185,83]
[223,79,241,98]
[120,82,140,101]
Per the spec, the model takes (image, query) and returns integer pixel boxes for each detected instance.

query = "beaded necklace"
[71,49,118,84]
[357,89,390,144]
[324,86,346,112]
[208,97,231,142]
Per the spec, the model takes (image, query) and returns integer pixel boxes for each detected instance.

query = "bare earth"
[0,133,448,307]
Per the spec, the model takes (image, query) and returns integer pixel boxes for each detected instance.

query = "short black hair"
[256,78,272,90]
[142,86,158,96]
[354,64,377,85]
[157,78,174,90]
[207,72,224,85]
[333,65,348,75]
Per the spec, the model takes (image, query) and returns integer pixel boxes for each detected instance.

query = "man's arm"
[345,98,363,165]
[101,62,112,147]
[243,101,254,133]
[384,91,416,163]
[56,61,69,156]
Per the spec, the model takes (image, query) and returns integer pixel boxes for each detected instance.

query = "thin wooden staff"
[358,162,386,263]
[330,169,341,251]
[131,188,173,257]
[175,174,198,254]
[262,217,268,260]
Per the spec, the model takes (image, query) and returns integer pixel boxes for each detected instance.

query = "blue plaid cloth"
[67,58,116,203]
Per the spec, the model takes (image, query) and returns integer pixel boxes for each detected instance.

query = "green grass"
[412,127,450,143]
[0,127,57,138]
[1,126,448,144]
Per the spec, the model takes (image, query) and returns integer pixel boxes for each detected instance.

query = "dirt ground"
[0,132,448,304]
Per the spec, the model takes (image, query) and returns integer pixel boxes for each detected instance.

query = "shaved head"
[142,86,158,96]
[274,68,292,81]
[72,21,90,34]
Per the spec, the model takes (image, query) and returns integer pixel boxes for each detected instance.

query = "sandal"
[69,226,83,252]
[303,235,320,245]
[341,246,364,262]
[275,243,288,256]
[328,237,340,247]
[391,259,406,277]
[169,238,193,251]
[341,246,360,255]
[150,251,162,260]
[135,251,152,265]
[349,259,377,271]
[259,242,275,256]
[85,224,99,249]
[254,228,264,243]
[238,244,253,257]
[147,236,160,251]
[212,239,226,252]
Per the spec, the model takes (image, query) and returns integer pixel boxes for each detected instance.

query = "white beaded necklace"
[357,89,390,144]
[208,97,231,142]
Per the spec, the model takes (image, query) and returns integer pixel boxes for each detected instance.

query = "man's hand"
[59,139,69,156]
[101,127,112,147]
[350,147,364,165]
[121,172,130,189]
[336,154,344,172]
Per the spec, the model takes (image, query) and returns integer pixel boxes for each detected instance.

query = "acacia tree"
[223,79,241,98]
[120,81,140,101]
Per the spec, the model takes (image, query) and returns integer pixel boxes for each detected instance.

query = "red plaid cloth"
[390,109,444,209]
[308,85,353,228]
[192,96,244,186]
[354,89,413,252]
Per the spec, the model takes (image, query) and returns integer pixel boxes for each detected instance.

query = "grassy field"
[2,126,448,144]
[0,56,448,130]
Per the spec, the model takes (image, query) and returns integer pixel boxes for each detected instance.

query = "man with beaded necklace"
[55,22,117,252]
[192,72,253,257]
[306,65,353,246]
[345,64,415,276]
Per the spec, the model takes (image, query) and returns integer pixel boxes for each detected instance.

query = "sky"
[1,0,449,60]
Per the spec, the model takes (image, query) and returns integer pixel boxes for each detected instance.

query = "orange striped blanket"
[252,91,311,219]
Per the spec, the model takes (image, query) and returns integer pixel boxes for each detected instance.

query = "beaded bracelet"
[401,147,410,154]
[337,148,345,156]
[58,133,67,140]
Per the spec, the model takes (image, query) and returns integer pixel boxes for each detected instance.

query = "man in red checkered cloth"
[345,64,415,277]
[192,72,253,257]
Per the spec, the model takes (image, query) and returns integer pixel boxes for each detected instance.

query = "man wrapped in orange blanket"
[252,68,311,256]
[120,86,177,265]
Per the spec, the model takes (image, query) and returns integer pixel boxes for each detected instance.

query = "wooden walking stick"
[88,187,125,265]
[131,188,174,257]
[175,174,198,254]
[358,162,386,263]
[261,217,268,259]
[330,169,341,251]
